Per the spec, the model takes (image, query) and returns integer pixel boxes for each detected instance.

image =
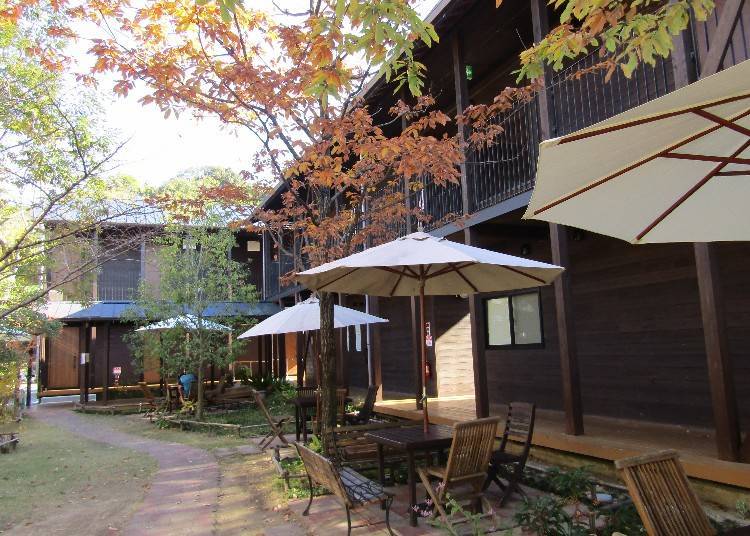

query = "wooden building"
[39,224,281,399]
[260,0,750,487]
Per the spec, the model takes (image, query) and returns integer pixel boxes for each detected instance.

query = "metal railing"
[467,97,541,213]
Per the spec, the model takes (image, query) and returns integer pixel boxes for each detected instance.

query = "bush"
[235,366,251,385]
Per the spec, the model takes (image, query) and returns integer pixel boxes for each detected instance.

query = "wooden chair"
[417,417,500,529]
[253,389,291,450]
[296,385,318,398]
[484,402,535,505]
[166,384,183,411]
[346,385,379,425]
[615,450,750,536]
[295,442,394,535]
[137,382,163,411]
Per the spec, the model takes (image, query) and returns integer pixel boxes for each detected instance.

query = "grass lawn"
[78,412,251,450]
[0,417,157,534]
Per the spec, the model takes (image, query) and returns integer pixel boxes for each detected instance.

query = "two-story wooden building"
[38,216,281,401]
[260,0,750,490]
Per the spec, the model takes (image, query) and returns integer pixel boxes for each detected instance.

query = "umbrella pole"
[419,279,429,433]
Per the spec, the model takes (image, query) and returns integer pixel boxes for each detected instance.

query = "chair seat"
[339,467,391,506]
[422,466,447,479]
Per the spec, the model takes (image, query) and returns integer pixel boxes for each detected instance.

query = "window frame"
[484,289,545,350]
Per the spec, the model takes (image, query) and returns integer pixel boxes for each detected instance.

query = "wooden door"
[47,326,80,389]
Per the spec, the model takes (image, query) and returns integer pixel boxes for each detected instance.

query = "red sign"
[113,366,122,375]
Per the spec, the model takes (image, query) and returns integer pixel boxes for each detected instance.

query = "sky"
[82,0,439,188]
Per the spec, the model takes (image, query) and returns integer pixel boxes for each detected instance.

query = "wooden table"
[365,424,454,526]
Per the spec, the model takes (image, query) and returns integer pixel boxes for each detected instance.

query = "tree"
[0,13,155,330]
[127,224,256,420]
[28,0,463,443]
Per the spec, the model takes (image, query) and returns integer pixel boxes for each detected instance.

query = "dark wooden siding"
[434,296,475,397]
[378,296,416,396]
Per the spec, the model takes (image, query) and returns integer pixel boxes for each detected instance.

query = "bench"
[295,442,394,535]
[0,432,19,453]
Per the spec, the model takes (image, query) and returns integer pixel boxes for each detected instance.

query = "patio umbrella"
[135,314,232,332]
[237,297,388,338]
[296,231,564,431]
[524,59,750,243]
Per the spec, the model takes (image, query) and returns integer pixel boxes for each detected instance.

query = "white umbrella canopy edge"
[135,314,232,332]
[295,232,564,296]
[523,59,750,243]
[237,297,388,339]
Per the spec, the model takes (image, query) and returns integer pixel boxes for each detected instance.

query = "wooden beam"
[692,13,743,461]
[700,0,745,77]
[465,227,489,418]
[411,296,423,409]
[368,296,383,400]
[100,323,110,404]
[532,0,584,435]
[451,32,471,216]
[550,224,584,435]
[337,293,347,387]
[694,243,741,461]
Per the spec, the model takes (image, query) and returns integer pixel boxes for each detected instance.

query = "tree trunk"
[196,363,204,421]
[318,292,336,452]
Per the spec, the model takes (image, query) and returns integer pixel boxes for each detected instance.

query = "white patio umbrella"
[136,314,231,332]
[296,231,564,431]
[237,297,388,338]
[524,59,750,243]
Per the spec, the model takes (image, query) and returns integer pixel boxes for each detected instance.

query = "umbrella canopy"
[295,232,564,296]
[524,59,750,243]
[296,231,563,432]
[135,314,231,332]
[237,297,388,338]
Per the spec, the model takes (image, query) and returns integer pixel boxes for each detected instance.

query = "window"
[485,291,543,348]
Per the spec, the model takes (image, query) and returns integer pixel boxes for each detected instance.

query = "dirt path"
[33,404,219,536]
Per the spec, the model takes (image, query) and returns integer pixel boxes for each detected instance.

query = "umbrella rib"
[385,267,408,297]
[533,107,750,216]
[500,265,548,284]
[662,153,750,165]
[716,170,750,176]
[692,108,750,137]
[558,92,750,144]
[448,263,479,293]
[314,267,360,291]
[636,137,750,241]
[426,262,475,279]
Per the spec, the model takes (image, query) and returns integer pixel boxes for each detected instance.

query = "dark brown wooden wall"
[476,222,750,429]
[378,296,416,396]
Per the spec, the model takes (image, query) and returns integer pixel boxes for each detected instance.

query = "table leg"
[295,406,301,442]
[301,406,308,443]
[408,450,417,527]
[377,444,385,485]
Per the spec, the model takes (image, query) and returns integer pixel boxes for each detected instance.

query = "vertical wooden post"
[550,224,584,434]
[673,14,742,461]
[451,31,490,418]
[336,294,346,387]
[411,297,423,409]
[531,0,584,435]
[100,323,111,404]
[277,332,286,381]
[368,296,383,400]
[78,322,91,404]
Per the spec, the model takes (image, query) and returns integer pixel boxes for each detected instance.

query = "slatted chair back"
[442,417,500,496]
[498,402,535,458]
[296,385,318,399]
[295,442,352,508]
[359,385,379,422]
[253,389,277,426]
[615,450,715,536]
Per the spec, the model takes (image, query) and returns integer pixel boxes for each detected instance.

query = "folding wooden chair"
[484,402,535,505]
[346,385,379,425]
[137,382,164,412]
[417,417,500,530]
[615,450,750,536]
[253,389,291,450]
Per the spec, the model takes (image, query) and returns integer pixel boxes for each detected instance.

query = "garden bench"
[295,442,394,535]
[324,421,410,476]
[0,432,19,453]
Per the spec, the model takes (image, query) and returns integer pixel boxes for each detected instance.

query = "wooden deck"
[374,395,750,490]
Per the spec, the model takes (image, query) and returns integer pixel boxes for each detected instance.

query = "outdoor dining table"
[365,424,454,527]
